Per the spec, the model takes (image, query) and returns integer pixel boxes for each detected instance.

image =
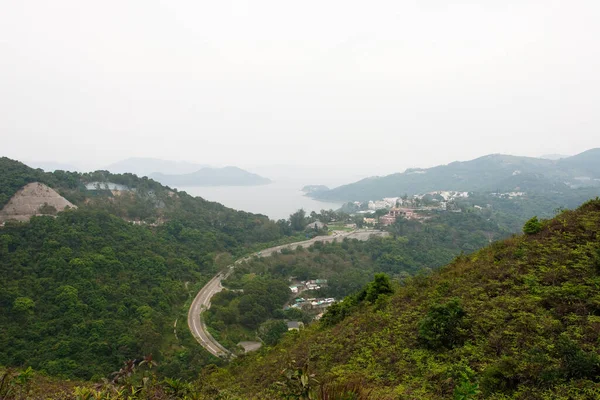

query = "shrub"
[418,298,467,350]
[480,356,519,395]
[523,216,542,235]
[593,247,600,273]
[364,273,394,302]
[557,334,600,380]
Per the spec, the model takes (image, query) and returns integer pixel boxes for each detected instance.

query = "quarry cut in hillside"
[0,182,76,223]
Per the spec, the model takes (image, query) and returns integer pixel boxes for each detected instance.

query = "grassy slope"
[205,199,600,399]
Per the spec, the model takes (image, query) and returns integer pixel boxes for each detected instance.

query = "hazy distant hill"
[25,161,80,172]
[105,157,208,177]
[539,153,569,160]
[150,166,272,187]
[301,184,329,194]
[556,148,600,177]
[312,149,600,202]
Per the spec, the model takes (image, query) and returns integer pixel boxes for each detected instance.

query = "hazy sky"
[1,1,599,176]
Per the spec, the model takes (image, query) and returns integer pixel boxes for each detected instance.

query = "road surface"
[187,229,388,358]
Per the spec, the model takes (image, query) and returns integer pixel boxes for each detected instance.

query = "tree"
[13,297,35,315]
[259,320,288,346]
[364,273,393,302]
[523,216,542,235]
[418,298,467,350]
[289,209,307,232]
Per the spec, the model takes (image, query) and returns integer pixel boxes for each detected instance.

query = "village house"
[287,321,304,331]
[305,220,326,230]
[380,207,420,225]
[379,214,396,226]
[368,200,388,210]
[288,296,336,312]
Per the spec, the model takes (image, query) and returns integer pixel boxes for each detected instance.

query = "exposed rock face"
[0,182,76,223]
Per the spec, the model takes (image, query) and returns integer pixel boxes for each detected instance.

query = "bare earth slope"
[0,182,76,222]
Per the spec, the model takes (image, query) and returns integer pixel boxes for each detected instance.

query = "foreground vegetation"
[200,199,600,399]
[4,199,600,399]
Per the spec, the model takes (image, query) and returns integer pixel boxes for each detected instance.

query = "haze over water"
[180,181,343,220]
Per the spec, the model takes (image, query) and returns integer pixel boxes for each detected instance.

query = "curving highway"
[187,229,389,358]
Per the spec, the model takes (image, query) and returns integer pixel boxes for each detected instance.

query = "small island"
[301,185,329,195]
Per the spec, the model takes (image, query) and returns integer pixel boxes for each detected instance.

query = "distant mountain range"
[25,161,81,172]
[150,166,271,187]
[311,148,600,202]
[105,157,209,176]
[539,153,569,160]
[104,157,271,187]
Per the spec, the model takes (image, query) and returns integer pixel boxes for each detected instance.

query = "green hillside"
[0,157,283,245]
[313,149,600,202]
[0,157,290,381]
[200,199,600,399]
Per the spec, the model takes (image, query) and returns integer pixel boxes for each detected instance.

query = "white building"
[368,200,389,210]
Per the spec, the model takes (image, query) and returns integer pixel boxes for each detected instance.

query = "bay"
[178,181,343,220]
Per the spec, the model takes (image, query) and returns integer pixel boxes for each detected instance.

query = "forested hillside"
[0,157,284,245]
[200,199,600,399]
[1,210,216,379]
[0,157,292,380]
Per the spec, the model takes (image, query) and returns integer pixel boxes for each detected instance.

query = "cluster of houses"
[289,279,328,294]
[379,207,419,225]
[85,182,132,191]
[491,191,525,199]
[355,191,474,227]
[367,197,401,210]
[417,191,469,201]
[288,297,336,311]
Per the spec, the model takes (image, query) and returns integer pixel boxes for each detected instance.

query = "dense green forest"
[0,210,219,380]
[0,157,298,381]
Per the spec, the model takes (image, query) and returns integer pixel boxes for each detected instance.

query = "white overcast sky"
[1,1,599,175]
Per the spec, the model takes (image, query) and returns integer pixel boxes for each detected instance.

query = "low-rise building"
[379,214,396,226]
[368,200,389,210]
[305,220,327,230]
[287,321,304,331]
